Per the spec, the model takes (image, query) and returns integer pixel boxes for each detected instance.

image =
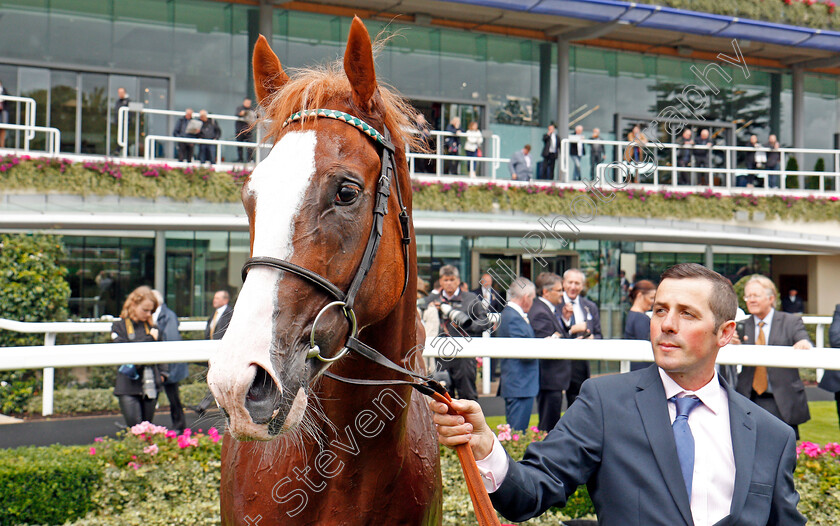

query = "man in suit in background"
[530,273,572,431]
[558,268,602,407]
[496,277,538,431]
[818,303,840,429]
[471,272,504,315]
[509,144,533,182]
[194,289,234,416]
[735,275,811,438]
[431,263,805,525]
[151,289,188,434]
[781,288,804,314]
[540,123,558,180]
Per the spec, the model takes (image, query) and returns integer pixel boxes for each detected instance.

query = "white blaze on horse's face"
[208,131,317,440]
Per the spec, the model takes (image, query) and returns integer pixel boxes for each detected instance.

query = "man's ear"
[718,320,737,348]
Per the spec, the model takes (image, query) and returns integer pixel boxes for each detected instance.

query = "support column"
[155,231,166,295]
[704,244,714,270]
[259,0,273,43]
[557,39,570,181]
[792,66,805,189]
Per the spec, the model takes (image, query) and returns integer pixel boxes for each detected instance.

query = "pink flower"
[143,444,159,456]
[165,430,177,439]
[128,461,140,470]
[89,447,96,455]
[131,455,137,460]
[512,434,520,442]
[94,437,104,443]
[530,426,539,433]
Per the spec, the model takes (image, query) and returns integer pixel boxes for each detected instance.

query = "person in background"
[817,303,840,429]
[509,144,533,182]
[471,273,504,315]
[234,97,256,163]
[463,121,483,177]
[173,108,198,162]
[530,272,572,431]
[676,128,694,186]
[624,280,657,371]
[766,134,781,189]
[558,268,602,407]
[0,79,11,148]
[151,289,187,434]
[568,125,585,181]
[113,87,132,155]
[734,275,811,438]
[693,128,711,186]
[197,109,221,165]
[413,113,435,174]
[540,123,558,181]
[781,288,804,314]
[496,277,538,431]
[112,286,168,427]
[444,116,462,175]
[589,127,604,181]
[193,289,233,416]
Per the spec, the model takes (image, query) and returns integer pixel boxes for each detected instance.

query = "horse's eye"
[335,184,361,205]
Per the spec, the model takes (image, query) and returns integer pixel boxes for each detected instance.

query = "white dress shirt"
[561,292,585,327]
[507,301,528,324]
[475,368,735,526]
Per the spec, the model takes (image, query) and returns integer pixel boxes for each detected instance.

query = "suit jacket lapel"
[635,367,694,525]
[724,378,756,521]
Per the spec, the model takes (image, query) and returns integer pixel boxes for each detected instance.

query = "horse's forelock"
[260,61,420,153]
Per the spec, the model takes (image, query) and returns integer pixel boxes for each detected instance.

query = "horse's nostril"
[244,365,281,425]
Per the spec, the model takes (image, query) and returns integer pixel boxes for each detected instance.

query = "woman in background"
[624,279,656,371]
[112,286,168,427]
[463,121,483,177]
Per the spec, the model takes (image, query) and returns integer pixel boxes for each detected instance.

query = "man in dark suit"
[195,289,234,416]
[471,272,504,315]
[817,303,840,429]
[735,276,811,437]
[496,277,538,431]
[540,123,558,180]
[530,273,572,431]
[781,288,804,314]
[558,268,602,407]
[431,263,805,525]
[152,289,187,433]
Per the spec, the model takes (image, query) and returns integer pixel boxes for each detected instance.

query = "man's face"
[480,274,493,288]
[769,134,777,144]
[750,135,758,145]
[548,125,555,133]
[789,289,798,297]
[744,282,774,319]
[521,292,536,313]
[200,111,208,121]
[212,291,228,309]
[575,125,583,134]
[185,110,193,119]
[243,98,252,108]
[682,129,692,139]
[440,275,460,295]
[542,281,564,306]
[562,272,583,300]
[700,129,709,139]
[651,278,733,387]
[117,88,126,99]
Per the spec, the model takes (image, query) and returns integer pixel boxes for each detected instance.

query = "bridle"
[239,108,501,526]
[239,108,440,391]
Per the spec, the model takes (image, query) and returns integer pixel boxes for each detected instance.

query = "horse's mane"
[260,59,422,153]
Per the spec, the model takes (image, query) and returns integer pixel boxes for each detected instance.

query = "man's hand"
[150,328,159,340]
[570,322,587,334]
[793,339,812,351]
[429,398,496,461]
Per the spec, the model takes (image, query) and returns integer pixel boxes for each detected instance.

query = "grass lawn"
[486,401,840,444]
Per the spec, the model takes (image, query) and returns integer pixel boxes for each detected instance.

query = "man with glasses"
[733,275,811,437]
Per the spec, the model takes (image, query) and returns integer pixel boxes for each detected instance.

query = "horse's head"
[207,17,417,441]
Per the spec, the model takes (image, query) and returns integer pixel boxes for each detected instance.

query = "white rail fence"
[0,316,834,416]
[562,137,840,192]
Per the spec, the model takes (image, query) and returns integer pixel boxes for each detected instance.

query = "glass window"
[48,0,113,67]
[487,36,537,126]
[50,70,77,153]
[440,31,483,102]
[0,0,49,62]
[389,25,442,99]
[80,73,108,154]
[114,0,174,72]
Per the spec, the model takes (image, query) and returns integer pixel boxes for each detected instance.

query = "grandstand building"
[2,0,840,336]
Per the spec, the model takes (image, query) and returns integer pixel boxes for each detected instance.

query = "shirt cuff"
[475,435,510,493]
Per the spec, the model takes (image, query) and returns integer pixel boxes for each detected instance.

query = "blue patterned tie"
[671,396,702,499]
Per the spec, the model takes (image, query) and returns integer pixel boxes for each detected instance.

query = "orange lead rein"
[432,392,502,526]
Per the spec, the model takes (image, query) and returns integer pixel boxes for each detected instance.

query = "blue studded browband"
[282,109,392,150]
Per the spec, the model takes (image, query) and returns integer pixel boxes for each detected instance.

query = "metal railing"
[0,123,60,155]
[0,316,833,413]
[0,95,37,153]
[144,135,267,165]
[562,138,840,192]
[407,130,506,179]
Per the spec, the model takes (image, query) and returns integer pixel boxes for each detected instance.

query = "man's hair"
[523,144,531,152]
[660,263,737,330]
[563,268,585,282]
[439,265,460,279]
[745,275,777,299]
[534,272,562,295]
[507,277,535,301]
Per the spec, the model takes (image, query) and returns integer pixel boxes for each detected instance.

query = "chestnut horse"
[207,17,441,525]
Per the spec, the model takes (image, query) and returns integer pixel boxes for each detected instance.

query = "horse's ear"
[344,16,377,111]
[253,34,289,106]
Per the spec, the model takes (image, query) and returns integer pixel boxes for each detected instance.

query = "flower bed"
[631,0,840,31]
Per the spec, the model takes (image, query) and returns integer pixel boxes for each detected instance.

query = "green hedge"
[26,382,210,415]
[0,445,100,525]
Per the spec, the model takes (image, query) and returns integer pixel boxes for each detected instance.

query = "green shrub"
[0,445,100,525]
[26,382,210,415]
[785,156,800,190]
[795,442,840,525]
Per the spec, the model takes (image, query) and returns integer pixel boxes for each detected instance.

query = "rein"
[240,108,500,526]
